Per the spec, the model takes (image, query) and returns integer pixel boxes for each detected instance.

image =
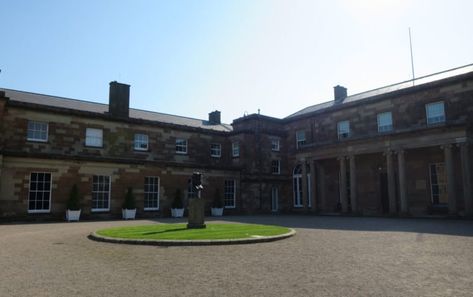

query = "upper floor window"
[296,131,306,149]
[175,138,188,154]
[85,128,103,147]
[211,143,221,158]
[337,120,350,139]
[134,134,149,151]
[271,160,280,174]
[426,101,445,125]
[271,139,280,151]
[377,112,393,133]
[27,121,48,142]
[232,142,240,157]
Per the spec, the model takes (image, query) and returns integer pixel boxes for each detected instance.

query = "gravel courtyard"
[1,215,472,297]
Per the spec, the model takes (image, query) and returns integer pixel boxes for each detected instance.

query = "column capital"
[395,149,405,156]
[383,150,394,156]
[456,142,469,148]
[337,156,346,161]
[441,143,453,150]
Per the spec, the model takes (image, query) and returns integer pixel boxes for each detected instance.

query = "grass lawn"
[96,223,291,240]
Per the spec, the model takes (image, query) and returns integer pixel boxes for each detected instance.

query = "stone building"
[0,64,472,219]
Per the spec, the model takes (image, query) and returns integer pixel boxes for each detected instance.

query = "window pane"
[28,172,51,212]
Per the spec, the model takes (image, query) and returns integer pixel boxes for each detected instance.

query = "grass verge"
[96,223,290,240]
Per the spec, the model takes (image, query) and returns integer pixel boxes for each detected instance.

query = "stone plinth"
[187,199,206,229]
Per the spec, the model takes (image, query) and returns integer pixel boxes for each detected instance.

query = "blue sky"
[1,0,472,123]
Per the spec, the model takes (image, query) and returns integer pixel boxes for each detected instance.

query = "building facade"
[1,65,472,219]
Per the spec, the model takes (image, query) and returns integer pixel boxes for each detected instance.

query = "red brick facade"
[0,65,472,219]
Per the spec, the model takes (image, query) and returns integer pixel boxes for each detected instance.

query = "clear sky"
[1,0,472,123]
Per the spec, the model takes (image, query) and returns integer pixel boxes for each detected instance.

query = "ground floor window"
[224,180,236,208]
[92,175,110,211]
[293,165,303,207]
[187,178,197,199]
[144,176,159,210]
[28,172,52,213]
[271,186,279,212]
[430,163,448,205]
[293,165,312,207]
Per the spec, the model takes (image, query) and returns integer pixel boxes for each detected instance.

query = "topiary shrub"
[122,187,136,209]
[67,184,81,210]
[172,189,184,209]
[212,188,223,208]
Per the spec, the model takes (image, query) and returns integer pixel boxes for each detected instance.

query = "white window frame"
[232,142,240,157]
[271,160,280,175]
[144,176,160,211]
[134,134,149,151]
[224,179,236,209]
[377,112,393,133]
[175,138,188,154]
[210,143,222,158]
[91,175,111,212]
[293,166,303,207]
[337,120,350,139]
[426,101,445,125]
[28,172,52,213]
[27,121,48,142]
[429,163,448,205]
[187,178,197,199]
[85,128,103,147]
[296,131,306,149]
[271,186,279,212]
[271,139,280,151]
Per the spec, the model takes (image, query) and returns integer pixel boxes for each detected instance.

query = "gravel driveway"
[1,215,472,297]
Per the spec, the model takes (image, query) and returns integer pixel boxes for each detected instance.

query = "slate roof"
[1,89,233,132]
[285,63,473,119]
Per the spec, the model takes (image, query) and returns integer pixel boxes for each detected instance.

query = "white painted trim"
[27,172,52,213]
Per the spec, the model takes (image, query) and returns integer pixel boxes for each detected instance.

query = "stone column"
[301,159,308,209]
[309,160,317,211]
[460,143,473,216]
[317,163,326,212]
[339,156,348,213]
[443,144,457,215]
[385,150,397,214]
[397,150,408,214]
[349,155,357,213]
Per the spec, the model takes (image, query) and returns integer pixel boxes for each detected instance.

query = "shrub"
[122,187,136,209]
[172,189,184,209]
[212,188,223,208]
[67,184,81,210]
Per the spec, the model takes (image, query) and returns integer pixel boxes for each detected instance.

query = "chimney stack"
[208,110,221,124]
[109,81,130,118]
[334,85,347,104]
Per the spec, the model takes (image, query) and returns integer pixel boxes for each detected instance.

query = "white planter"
[122,208,136,220]
[211,207,224,217]
[66,209,81,222]
[171,208,184,218]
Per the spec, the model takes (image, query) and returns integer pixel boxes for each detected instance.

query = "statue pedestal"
[187,198,206,229]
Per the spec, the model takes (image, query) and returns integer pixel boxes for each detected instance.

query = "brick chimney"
[109,81,130,118]
[334,85,347,104]
[208,110,221,124]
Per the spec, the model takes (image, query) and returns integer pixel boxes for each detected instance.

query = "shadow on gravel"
[193,215,473,238]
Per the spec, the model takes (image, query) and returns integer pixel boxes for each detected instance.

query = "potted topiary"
[171,189,184,218]
[211,188,224,216]
[66,184,81,222]
[122,187,137,220]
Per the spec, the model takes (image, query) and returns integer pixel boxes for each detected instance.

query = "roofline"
[6,100,232,135]
[0,87,232,126]
[284,63,473,122]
